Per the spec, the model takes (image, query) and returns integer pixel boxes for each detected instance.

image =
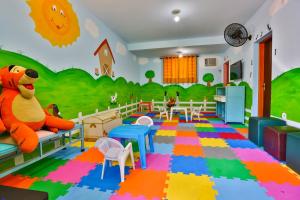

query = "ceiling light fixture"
[176,51,183,58]
[172,9,181,23]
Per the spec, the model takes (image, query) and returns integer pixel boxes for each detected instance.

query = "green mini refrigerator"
[215,86,245,124]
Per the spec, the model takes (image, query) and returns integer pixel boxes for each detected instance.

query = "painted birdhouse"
[94,39,115,77]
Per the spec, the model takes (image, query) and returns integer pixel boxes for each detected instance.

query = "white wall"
[224,0,300,115]
[138,54,224,86]
[0,0,140,82]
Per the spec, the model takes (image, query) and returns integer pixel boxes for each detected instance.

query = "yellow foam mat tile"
[164,173,218,200]
[156,130,177,136]
[163,120,178,123]
[195,123,213,128]
[199,138,228,147]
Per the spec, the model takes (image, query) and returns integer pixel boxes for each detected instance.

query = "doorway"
[223,61,229,86]
[258,35,272,117]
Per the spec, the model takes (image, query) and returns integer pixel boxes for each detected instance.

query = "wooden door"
[258,37,272,117]
[223,61,229,86]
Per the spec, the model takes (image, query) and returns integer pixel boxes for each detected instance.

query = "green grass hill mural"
[271,67,300,122]
[0,49,254,120]
[0,50,140,119]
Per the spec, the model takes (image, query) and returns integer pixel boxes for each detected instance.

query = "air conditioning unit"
[205,58,217,67]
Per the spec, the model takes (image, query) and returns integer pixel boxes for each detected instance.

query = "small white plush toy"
[111,92,118,104]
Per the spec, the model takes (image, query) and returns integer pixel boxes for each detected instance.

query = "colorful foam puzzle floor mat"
[1,112,300,200]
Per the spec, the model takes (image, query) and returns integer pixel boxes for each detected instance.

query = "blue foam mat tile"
[150,125,160,131]
[212,177,273,200]
[57,186,113,200]
[146,113,156,117]
[77,164,129,191]
[226,139,258,149]
[209,120,224,124]
[178,123,195,128]
[49,147,83,160]
[123,120,133,125]
[170,155,210,176]
[153,118,164,122]
[203,113,217,116]
[215,128,237,133]
[153,143,174,155]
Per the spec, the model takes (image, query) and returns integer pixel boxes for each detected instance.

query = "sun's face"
[27,0,80,47]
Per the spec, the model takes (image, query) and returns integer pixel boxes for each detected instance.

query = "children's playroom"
[1,0,300,199]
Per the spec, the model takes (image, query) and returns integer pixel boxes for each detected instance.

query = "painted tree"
[203,73,214,87]
[145,70,155,83]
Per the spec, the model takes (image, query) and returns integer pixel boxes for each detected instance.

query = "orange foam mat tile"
[116,169,168,199]
[176,130,198,137]
[173,144,204,157]
[244,161,300,185]
[0,174,38,189]
[74,147,104,164]
[235,128,248,135]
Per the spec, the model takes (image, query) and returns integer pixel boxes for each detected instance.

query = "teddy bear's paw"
[10,123,39,153]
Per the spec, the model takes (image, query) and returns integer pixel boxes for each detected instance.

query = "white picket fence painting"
[72,99,216,123]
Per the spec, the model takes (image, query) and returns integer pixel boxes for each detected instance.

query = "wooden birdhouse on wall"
[94,39,115,77]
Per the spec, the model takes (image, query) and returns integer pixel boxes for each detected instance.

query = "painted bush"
[271,67,300,122]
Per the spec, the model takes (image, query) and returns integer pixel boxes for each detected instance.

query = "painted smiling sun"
[27,0,80,47]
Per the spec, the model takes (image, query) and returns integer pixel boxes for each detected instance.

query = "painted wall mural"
[0,50,139,119]
[271,67,300,122]
[94,39,115,77]
[0,50,228,119]
[27,0,80,47]
[224,0,300,123]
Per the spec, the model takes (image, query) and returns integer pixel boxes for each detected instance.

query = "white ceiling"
[81,0,266,43]
[81,0,266,57]
[132,44,229,57]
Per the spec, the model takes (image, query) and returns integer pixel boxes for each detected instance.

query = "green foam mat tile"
[229,124,248,128]
[123,117,136,122]
[29,180,72,200]
[196,127,216,132]
[15,157,68,178]
[206,158,256,180]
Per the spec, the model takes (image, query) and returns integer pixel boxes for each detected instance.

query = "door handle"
[263,83,266,91]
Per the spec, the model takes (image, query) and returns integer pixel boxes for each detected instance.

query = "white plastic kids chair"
[135,116,154,127]
[190,105,203,121]
[135,116,154,151]
[157,102,169,120]
[95,137,135,182]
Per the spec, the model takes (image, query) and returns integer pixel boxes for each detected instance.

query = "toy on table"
[167,97,176,108]
[0,65,74,153]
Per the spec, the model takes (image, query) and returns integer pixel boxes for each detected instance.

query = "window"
[163,56,197,83]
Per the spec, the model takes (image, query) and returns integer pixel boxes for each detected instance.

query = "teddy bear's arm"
[0,118,6,133]
[0,97,7,133]
[44,115,75,132]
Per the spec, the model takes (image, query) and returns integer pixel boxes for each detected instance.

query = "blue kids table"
[108,125,154,169]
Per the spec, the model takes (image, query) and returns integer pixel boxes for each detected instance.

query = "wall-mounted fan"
[224,23,252,47]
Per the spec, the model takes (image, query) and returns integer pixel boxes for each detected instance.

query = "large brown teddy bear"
[0,65,74,153]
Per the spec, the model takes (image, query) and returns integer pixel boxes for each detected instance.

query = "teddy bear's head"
[0,65,39,99]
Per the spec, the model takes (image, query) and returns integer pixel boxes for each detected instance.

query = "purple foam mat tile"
[198,132,220,138]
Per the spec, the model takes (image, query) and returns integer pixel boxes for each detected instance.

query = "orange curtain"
[163,56,197,83]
